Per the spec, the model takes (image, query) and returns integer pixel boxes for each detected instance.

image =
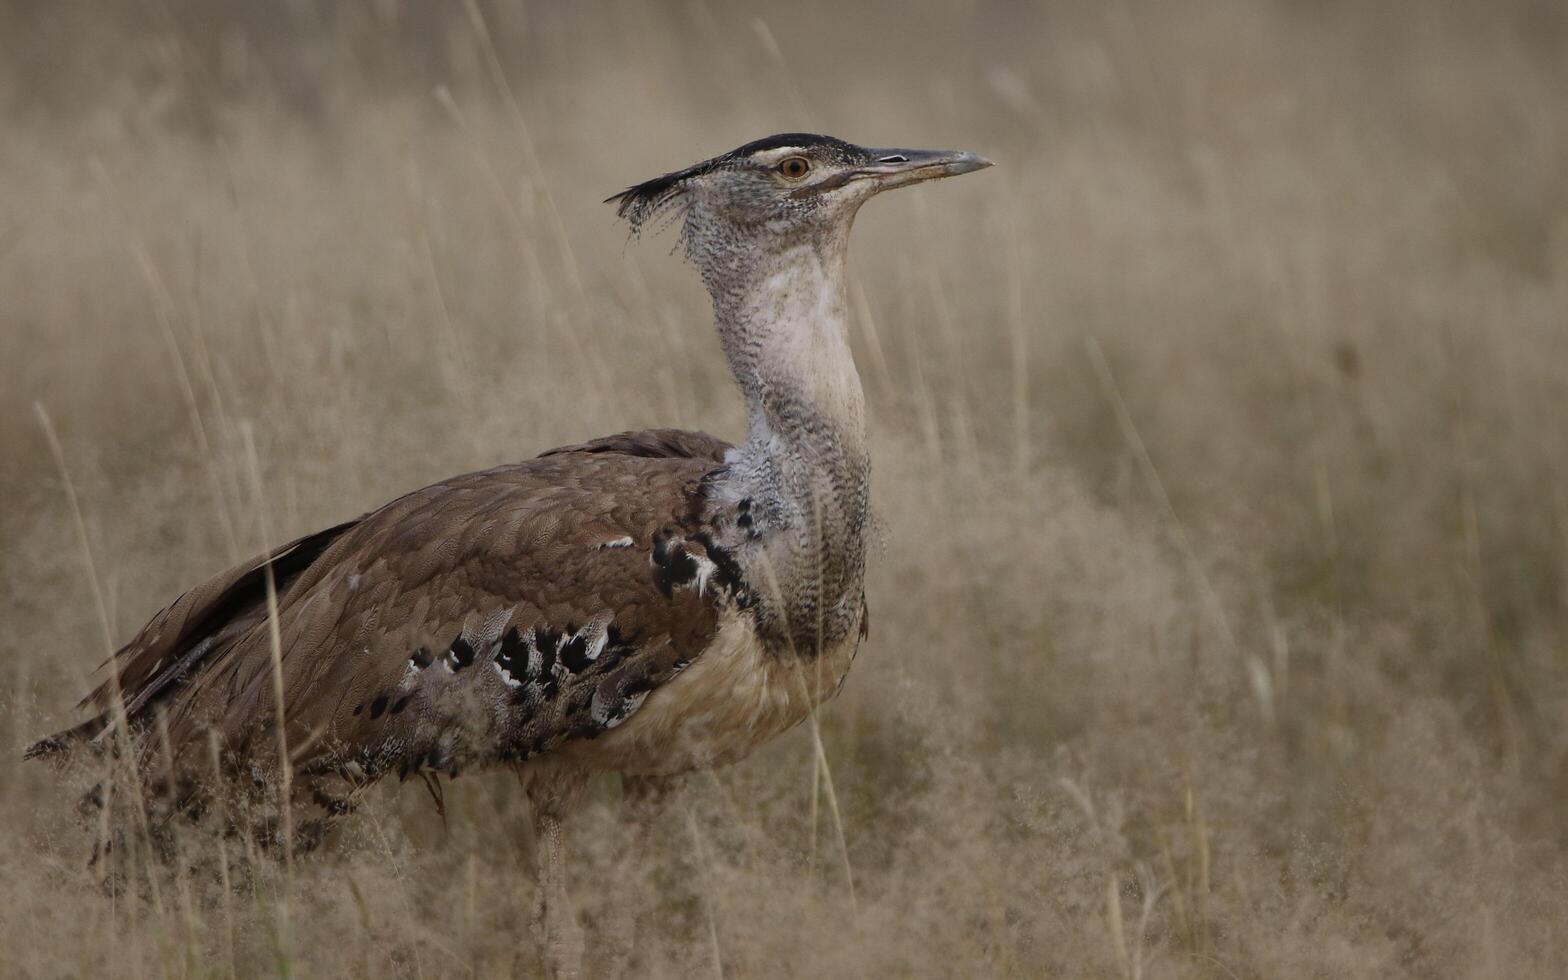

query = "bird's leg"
[601,775,681,976]
[528,767,587,980]
[535,809,583,979]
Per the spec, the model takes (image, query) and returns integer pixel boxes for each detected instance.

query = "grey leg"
[601,775,680,977]
[526,767,588,980]
[535,808,584,980]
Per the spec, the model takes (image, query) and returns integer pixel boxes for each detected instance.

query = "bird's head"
[607,133,991,265]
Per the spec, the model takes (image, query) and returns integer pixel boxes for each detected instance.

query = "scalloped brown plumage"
[30,430,747,817]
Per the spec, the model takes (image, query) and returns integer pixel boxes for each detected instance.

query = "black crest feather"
[604,133,855,235]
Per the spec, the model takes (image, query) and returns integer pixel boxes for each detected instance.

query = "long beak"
[856,147,994,191]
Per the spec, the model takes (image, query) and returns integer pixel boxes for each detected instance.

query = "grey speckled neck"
[688,216,870,655]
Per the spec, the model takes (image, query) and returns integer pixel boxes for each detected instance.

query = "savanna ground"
[2,1,1566,976]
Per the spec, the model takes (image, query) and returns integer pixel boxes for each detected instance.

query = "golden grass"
[3,1,1566,976]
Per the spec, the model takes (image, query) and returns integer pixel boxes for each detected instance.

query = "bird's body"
[30,132,989,974]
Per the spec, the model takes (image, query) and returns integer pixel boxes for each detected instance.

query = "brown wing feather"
[49,431,739,804]
[538,427,731,462]
[24,519,360,760]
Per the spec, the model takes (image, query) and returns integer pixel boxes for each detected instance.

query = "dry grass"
[3,1,1567,976]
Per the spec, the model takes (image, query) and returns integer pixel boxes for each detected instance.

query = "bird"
[27,132,992,973]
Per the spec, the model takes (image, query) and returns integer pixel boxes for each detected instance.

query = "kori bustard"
[29,133,991,970]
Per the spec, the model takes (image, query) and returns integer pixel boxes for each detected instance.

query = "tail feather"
[25,517,360,766]
[23,716,110,761]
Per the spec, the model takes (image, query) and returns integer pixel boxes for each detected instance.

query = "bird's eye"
[778,156,811,180]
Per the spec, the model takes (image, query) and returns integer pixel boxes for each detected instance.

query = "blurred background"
[2,1,1565,976]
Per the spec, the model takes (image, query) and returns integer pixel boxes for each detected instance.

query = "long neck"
[700,230,870,650]
[713,237,866,480]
